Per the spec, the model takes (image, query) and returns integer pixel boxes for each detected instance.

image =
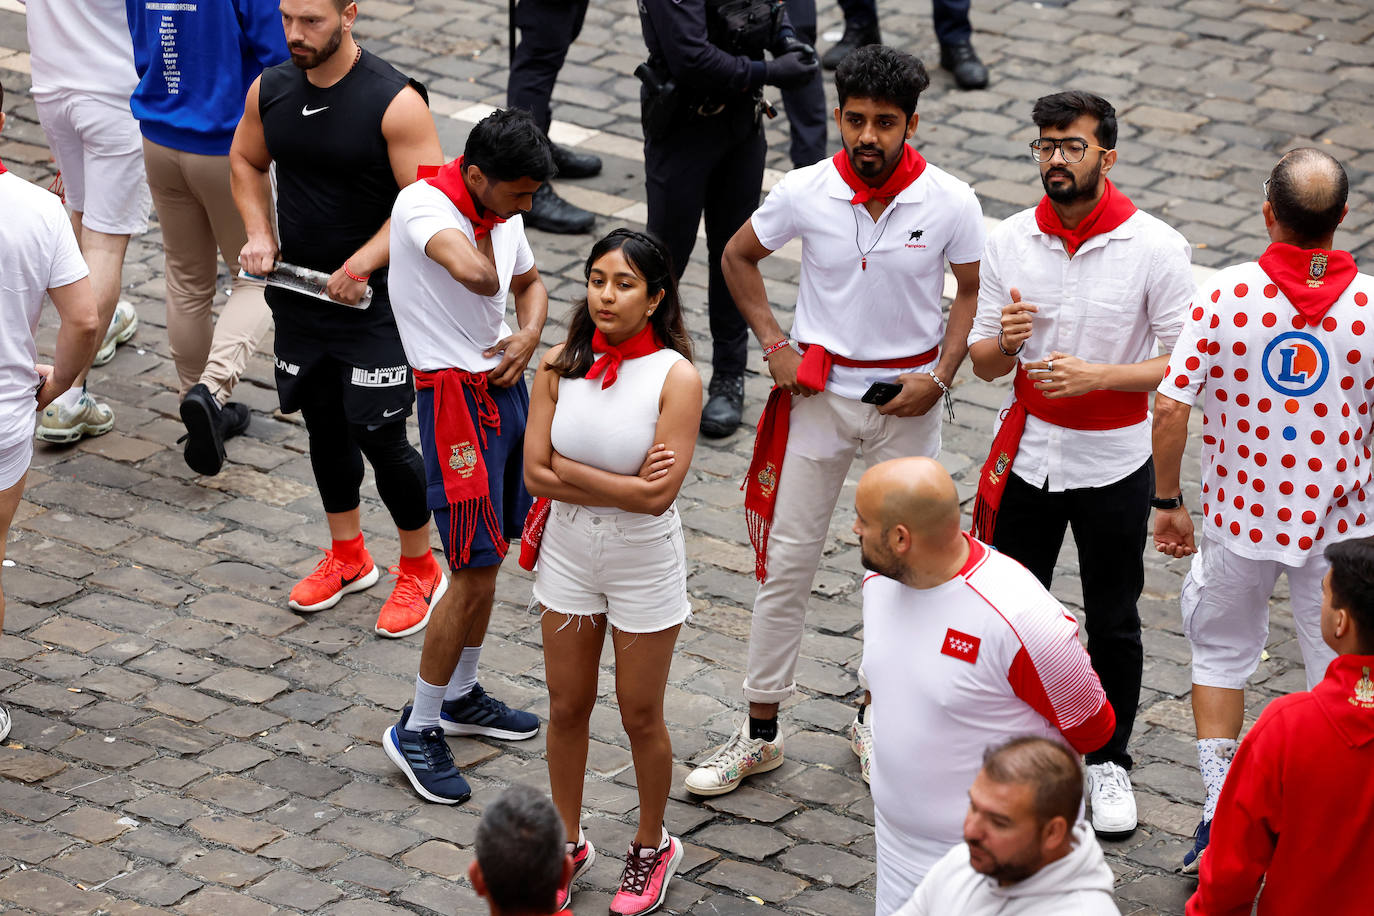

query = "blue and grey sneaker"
[383,706,472,804]
[1180,818,1211,874]
[439,683,540,740]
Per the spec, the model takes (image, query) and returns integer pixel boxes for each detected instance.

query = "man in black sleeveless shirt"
[229,0,452,639]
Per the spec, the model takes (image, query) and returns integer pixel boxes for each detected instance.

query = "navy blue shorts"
[417,379,532,570]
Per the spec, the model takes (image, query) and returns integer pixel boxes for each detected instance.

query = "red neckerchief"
[832,144,927,205]
[417,157,505,240]
[1034,178,1137,255]
[585,325,664,389]
[1258,242,1358,327]
[0,159,7,175]
[971,366,1148,542]
[412,368,507,565]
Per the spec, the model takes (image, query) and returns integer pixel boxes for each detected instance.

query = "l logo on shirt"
[941,628,981,663]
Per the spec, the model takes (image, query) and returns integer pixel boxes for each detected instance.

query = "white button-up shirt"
[969,207,1194,491]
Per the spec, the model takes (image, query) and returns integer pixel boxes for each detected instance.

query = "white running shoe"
[35,392,115,443]
[93,300,138,367]
[849,704,872,785]
[1086,761,1138,836]
[0,703,10,743]
[683,720,783,796]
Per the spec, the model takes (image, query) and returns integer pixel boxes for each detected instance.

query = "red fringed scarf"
[585,325,663,389]
[417,157,505,240]
[1258,242,1358,326]
[413,368,506,565]
[519,327,666,571]
[1034,179,1137,256]
[970,366,1148,542]
[833,144,927,205]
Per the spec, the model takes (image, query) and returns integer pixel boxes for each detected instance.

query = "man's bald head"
[859,457,962,542]
[1267,148,1348,247]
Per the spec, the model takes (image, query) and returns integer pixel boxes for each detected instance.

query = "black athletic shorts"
[269,289,414,426]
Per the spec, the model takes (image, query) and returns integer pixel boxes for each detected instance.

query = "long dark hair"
[549,228,693,379]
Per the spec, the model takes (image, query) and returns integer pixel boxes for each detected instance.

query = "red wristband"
[762,338,792,361]
[343,260,370,283]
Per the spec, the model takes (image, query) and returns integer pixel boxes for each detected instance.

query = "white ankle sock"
[444,646,482,701]
[1198,737,1238,821]
[406,675,447,731]
[54,387,83,409]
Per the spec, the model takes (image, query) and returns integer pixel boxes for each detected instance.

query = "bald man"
[1152,148,1374,873]
[856,457,1115,914]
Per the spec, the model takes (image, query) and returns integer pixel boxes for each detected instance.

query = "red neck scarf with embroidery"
[417,157,505,239]
[1258,242,1358,326]
[585,324,664,389]
[833,144,927,205]
[1035,179,1137,255]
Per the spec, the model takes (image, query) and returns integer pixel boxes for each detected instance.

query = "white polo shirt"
[1159,261,1374,564]
[969,207,1194,490]
[751,155,985,400]
[0,170,89,446]
[388,180,535,373]
[862,536,1115,915]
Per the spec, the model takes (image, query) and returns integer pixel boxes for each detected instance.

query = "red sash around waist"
[971,365,1147,542]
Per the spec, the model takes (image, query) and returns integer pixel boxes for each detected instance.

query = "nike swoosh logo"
[301,105,330,116]
[382,407,404,418]
[339,570,365,587]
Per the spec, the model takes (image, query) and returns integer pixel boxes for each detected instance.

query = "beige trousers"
[743,388,943,705]
[142,138,272,402]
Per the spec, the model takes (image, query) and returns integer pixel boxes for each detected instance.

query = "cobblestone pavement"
[0,0,1371,913]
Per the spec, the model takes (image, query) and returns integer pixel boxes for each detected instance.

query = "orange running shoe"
[289,548,379,612]
[375,565,449,638]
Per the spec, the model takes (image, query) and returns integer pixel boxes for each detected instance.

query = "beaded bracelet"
[929,371,955,422]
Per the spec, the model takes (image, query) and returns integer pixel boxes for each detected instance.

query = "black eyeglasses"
[1029,137,1111,163]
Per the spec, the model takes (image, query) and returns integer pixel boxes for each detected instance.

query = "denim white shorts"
[532,501,691,634]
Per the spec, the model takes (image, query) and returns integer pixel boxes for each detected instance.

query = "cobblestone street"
[0,0,1372,913]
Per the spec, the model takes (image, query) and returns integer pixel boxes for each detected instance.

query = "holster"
[636,61,683,142]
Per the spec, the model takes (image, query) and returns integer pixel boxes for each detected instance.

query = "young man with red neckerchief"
[1153,148,1374,874]
[687,45,985,797]
[381,108,551,805]
[968,91,1195,841]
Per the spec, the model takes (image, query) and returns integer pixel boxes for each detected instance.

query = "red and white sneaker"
[555,837,596,911]
[609,835,682,916]
[374,566,448,638]
[289,548,379,612]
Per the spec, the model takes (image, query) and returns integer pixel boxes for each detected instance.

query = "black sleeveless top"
[259,49,427,308]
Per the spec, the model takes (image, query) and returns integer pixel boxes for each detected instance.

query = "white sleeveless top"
[550,348,686,510]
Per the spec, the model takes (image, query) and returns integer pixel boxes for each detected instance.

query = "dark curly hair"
[463,108,556,183]
[548,228,693,379]
[834,45,929,120]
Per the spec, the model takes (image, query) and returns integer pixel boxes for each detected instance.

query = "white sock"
[406,676,448,731]
[566,826,586,854]
[1198,737,1238,821]
[444,646,482,701]
[55,387,83,409]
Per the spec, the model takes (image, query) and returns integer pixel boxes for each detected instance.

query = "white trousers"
[743,388,941,704]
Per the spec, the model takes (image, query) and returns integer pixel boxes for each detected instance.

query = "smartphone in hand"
[861,380,903,406]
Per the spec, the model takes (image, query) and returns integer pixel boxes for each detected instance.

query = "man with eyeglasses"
[967,90,1194,840]
[1154,148,1374,875]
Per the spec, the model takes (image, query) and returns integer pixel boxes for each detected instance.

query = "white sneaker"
[1086,761,1138,836]
[35,392,115,443]
[849,705,872,785]
[93,300,138,366]
[0,703,10,743]
[684,720,783,796]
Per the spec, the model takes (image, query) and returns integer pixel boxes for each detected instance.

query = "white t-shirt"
[862,536,1114,915]
[25,0,139,104]
[1158,261,1374,564]
[970,207,1193,490]
[550,348,686,513]
[389,180,535,373]
[750,155,985,400]
[0,171,89,444]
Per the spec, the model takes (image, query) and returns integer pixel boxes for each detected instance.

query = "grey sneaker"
[35,391,114,443]
[93,300,137,366]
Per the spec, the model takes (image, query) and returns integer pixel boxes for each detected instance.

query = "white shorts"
[36,92,150,236]
[532,501,691,634]
[1180,535,1333,690]
[0,432,33,491]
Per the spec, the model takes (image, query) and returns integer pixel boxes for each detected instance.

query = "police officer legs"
[781,0,827,167]
[508,0,597,234]
[821,0,989,90]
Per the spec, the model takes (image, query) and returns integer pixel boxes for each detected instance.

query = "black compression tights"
[300,398,429,532]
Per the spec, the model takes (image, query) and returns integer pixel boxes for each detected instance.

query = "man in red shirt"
[1187,534,1374,915]
[470,788,575,916]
